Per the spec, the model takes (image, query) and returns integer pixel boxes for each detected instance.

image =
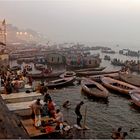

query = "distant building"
[83,55,101,67]
[66,53,84,68]
[66,53,101,68]
[46,53,65,64]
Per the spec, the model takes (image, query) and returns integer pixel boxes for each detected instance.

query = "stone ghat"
[0,95,29,139]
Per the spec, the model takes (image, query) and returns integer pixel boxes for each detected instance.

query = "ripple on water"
[49,85,140,139]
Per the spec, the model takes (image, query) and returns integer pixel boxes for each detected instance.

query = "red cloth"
[48,101,55,111]
[45,126,55,134]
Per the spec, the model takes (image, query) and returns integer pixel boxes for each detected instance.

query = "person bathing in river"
[111,127,122,139]
[62,100,71,109]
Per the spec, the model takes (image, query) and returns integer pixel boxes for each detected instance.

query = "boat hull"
[47,76,76,88]
[74,67,106,72]
[119,72,140,87]
[81,78,109,99]
[101,77,138,95]
[77,70,119,76]
[60,71,76,78]
[129,90,140,107]
[27,71,64,79]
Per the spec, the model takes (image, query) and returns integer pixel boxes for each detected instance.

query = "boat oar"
[82,105,89,130]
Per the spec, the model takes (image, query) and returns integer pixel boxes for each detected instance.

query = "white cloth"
[35,115,41,127]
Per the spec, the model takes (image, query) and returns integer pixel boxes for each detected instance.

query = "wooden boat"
[130,65,140,73]
[101,49,115,54]
[27,71,64,79]
[46,76,76,88]
[34,64,46,71]
[10,65,21,71]
[21,117,57,138]
[111,59,125,66]
[76,70,120,77]
[21,116,70,138]
[104,55,111,61]
[81,78,109,99]
[60,71,76,78]
[101,77,138,95]
[119,72,140,87]
[74,67,106,72]
[129,90,140,107]
[89,72,119,82]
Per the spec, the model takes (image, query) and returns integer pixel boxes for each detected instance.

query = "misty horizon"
[0,0,140,49]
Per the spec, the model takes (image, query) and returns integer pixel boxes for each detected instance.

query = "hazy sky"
[1,0,140,46]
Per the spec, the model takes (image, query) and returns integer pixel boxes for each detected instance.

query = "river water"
[49,51,140,139]
[11,50,140,139]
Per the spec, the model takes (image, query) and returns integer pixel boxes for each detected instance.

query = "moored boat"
[27,71,64,79]
[129,90,140,107]
[89,72,119,82]
[76,70,120,76]
[119,72,140,87]
[60,71,76,78]
[104,55,111,61]
[111,59,125,66]
[46,76,76,88]
[10,65,21,71]
[34,63,46,71]
[74,67,106,72]
[81,77,109,99]
[101,49,115,54]
[101,77,138,95]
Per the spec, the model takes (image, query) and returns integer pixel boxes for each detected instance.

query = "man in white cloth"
[29,98,42,128]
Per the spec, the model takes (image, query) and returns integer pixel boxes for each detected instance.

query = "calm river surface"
[50,50,140,139]
[11,50,140,139]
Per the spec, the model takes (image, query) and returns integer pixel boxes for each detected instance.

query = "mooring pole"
[83,105,87,129]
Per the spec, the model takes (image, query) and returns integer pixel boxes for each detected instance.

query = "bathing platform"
[6,100,45,117]
[1,92,43,103]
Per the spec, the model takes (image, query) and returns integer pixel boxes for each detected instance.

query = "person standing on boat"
[75,101,84,127]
